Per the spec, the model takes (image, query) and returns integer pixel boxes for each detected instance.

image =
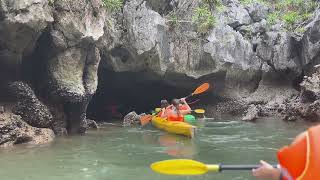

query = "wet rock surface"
[0,113,55,147]
[86,119,99,129]
[280,66,320,122]
[242,104,260,121]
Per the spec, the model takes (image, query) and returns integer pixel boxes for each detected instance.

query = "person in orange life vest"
[179,99,189,111]
[166,98,191,121]
[252,124,320,180]
[159,100,170,118]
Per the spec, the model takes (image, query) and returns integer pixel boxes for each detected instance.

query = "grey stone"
[0,106,4,114]
[245,2,269,22]
[123,111,141,127]
[87,119,99,129]
[242,104,259,121]
[0,0,53,72]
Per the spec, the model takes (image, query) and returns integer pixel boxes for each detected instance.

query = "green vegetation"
[165,0,219,33]
[167,14,179,28]
[282,11,300,30]
[102,0,123,12]
[202,0,223,7]
[192,6,216,33]
[239,0,264,5]
[48,0,56,6]
[266,12,280,26]
[238,0,317,31]
[271,0,317,31]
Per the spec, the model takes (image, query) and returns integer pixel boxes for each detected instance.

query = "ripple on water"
[0,118,310,180]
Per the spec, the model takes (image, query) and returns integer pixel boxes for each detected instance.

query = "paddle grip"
[184,94,192,99]
[220,164,278,171]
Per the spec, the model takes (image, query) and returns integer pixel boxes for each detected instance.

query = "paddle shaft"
[220,164,278,171]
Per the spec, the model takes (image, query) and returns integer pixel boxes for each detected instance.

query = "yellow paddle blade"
[194,109,205,114]
[155,108,161,112]
[151,159,217,175]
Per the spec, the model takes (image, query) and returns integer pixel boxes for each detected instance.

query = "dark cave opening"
[86,68,215,122]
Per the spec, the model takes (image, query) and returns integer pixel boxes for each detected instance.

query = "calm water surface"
[0,117,313,180]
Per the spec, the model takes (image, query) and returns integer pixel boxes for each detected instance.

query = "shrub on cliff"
[240,0,318,32]
[102,0,123,12]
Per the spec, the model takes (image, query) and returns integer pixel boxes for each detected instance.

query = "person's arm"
[252,160,281,180]
[179,98,191,115]
[160,108,167,118]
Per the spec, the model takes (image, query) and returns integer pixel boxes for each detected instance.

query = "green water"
[0,118,313,180]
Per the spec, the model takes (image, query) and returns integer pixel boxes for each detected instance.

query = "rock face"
[0,0,104,135]
[0,113,55,147]
[281,66,320,122]
[0,0,53,82]
[0,0,320,138]
[9,82,53,128]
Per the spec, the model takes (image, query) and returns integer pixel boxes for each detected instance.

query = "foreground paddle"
[151,159,277,175]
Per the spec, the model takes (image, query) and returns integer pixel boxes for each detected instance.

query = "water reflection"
[158,134,197,158]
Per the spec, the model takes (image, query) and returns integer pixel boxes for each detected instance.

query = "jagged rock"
[9,81,53,128]
[0,113,55,147]
[245,2,269,22]
[242,104,260,121]
[124,0,166,55]
[279,66,320,122]
[1,0,320,129]
[39,0,105,134]
[301,10,320,69]
[300,65,320,102]
[0,0,53,79]
[123,111,141,127]
[223,1,252,28]
[86,119,99,129]
[300,100,320,121]
[256,31,301,77]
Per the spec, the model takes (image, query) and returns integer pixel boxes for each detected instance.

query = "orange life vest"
[179,104,188,110]
[166,107,184,122]
[277,125,320,180]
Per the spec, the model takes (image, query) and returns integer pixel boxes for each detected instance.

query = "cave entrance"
[87,68,193,122]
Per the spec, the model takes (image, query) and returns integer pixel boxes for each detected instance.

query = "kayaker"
[159,100,170,118]
[179,99,189,110]
[252,124,320,180]
[166,98,191,121]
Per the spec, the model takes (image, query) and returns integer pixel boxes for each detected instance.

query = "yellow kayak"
[151,116,196,138]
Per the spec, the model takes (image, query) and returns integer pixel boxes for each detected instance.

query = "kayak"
[151,116,196,138]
